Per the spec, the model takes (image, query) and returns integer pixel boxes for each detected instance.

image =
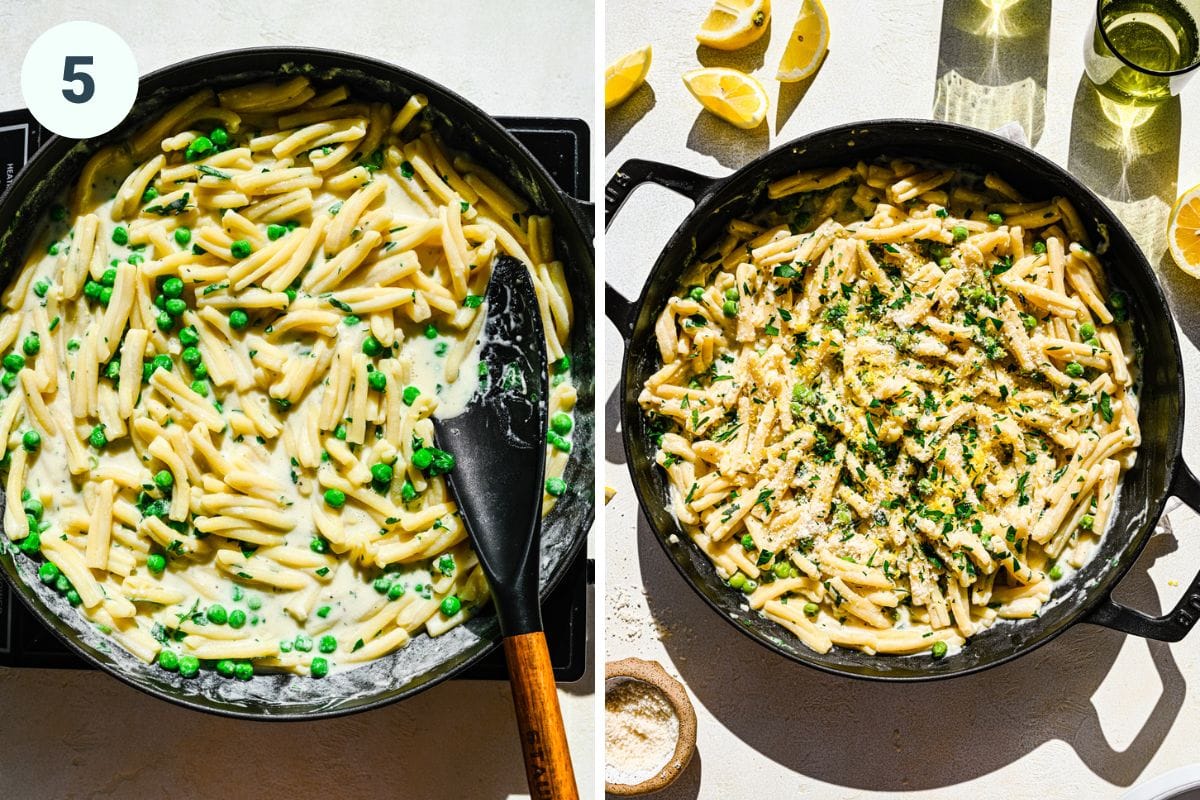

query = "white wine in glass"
[1084,0,1200,104]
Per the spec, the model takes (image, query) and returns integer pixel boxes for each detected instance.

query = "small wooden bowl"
[604,658,697,796]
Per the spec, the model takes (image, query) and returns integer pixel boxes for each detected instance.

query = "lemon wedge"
[1169,182,1200,278]
[683,67,769,129]
[776,0,830,82]
[605,45,653,109]
[697,0,771,51]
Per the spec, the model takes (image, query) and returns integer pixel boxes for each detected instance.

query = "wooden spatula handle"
[503,632,579,800]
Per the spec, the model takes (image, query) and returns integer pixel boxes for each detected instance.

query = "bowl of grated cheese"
[605,658,697,795]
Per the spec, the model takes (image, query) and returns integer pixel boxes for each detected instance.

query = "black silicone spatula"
[432,255,578,800]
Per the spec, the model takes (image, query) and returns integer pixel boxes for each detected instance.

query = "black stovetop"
[0,110,591,683]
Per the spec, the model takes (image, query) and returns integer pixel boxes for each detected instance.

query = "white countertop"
[0,1,596,798]
[605,1,1200,798]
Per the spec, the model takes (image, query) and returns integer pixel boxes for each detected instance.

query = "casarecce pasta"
[0,77,578,679]
[641,159,1139,658]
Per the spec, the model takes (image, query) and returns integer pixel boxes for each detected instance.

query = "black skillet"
[606,119,1200,680]
[0,47,595,718]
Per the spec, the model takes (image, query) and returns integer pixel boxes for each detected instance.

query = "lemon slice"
[697,0,771,51]
[776,0,830,82]
[605,45,653,110]
[682,67,769,129]
[1169,182,1200,278]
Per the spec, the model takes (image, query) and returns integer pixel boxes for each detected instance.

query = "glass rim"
[1095,0,1200,78]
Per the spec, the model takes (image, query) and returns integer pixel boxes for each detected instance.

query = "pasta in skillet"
[0,77,578,679]
[641,160,1138,657]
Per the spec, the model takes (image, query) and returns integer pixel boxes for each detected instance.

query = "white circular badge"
[20,21,138,139]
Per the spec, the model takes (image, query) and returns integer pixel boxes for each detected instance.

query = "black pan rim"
[618,117,1185,682]
[0,46,594,719]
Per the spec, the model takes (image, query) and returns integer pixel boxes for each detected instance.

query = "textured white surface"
[605,1,1200,798]
[0,1,595,798]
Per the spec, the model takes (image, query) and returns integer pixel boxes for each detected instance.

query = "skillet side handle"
[604,159,719,340]
[1085,462,1200,641]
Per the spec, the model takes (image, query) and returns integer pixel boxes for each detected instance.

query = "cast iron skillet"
[0,47,595,718]
[606,119,1200,680]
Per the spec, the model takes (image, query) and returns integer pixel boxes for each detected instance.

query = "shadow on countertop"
[607,84,657,156]
[634,507,1186,792]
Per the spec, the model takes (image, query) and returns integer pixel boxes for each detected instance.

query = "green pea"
[362,335,382,356]
[37,561,59,585]
[142,187,159,203]
[55,574,71,593]
[279,641,293,653]
[206,604,229,624]
[232,662,252,681]
[333,424,347,440]
[158,650,179,671]
[1079,323,1096,340]
[373,576,393,595]
[49,204,67,222]
[210,127,229,147]
[310,657,329,678]
[1021,313,1038,332]
[545,477,567,497]
[309,536,328,554]
[400,480,417,503]
[931,641,949,659]
[192,363,207,380]
[740,579,757,594]
[21,334,41,358]
[22,430,40,452]
[370,463,393,485]
[294,635,313,653]
[162,277,185,299]
[181,347,202,367]
[1032,240,1046,255]
[247,596,262,611]
[111,226,129,246]
[47,243,59,256]
[402,385,420,406]
[722,299,738,317]
[3,353,25,372]
[387,582,405,600]
[104,360,120,381]
[216,659,236,678]
[154,293,166,310]
[99,286,113,306]
[547,432,571,453]
[553,355,571,373]
[89,425,108,449]
[987,212,1004,225]
[33,280,50,298]
[803,602,819,616]
[190,380,208,397]
[550,412,573,436]
[174,227,191,246]
[1049,563,1063,580]
[267,223,286,240]
[424,324,438,339]
[0,371,15,391]
[178,654,200,677]
[952,225,969,242]
[440,595,462,616]
[411,448,433,470]
[185,136,214,162]
[688,286,704,302]
[153,469,174,490]
[318,635,337,654]
[728,572,746,590]
[367,370,387,391]
[228,309,249,330]
[83,280,102,300]
[156,311,174,331]
[147,553,166,573]
[179,325,199,346]
[324,489,346,508]
[230,239,252,259]
[1079,514,1095,530]
[1065,362,1084,378]
[773,561,792,579]
[316,605,331,618]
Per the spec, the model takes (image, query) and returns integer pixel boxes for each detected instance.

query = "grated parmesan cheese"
[605,678,679,785]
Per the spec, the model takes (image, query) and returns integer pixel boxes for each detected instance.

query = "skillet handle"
[604,159,719,340]
[1085,462,1200,641]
